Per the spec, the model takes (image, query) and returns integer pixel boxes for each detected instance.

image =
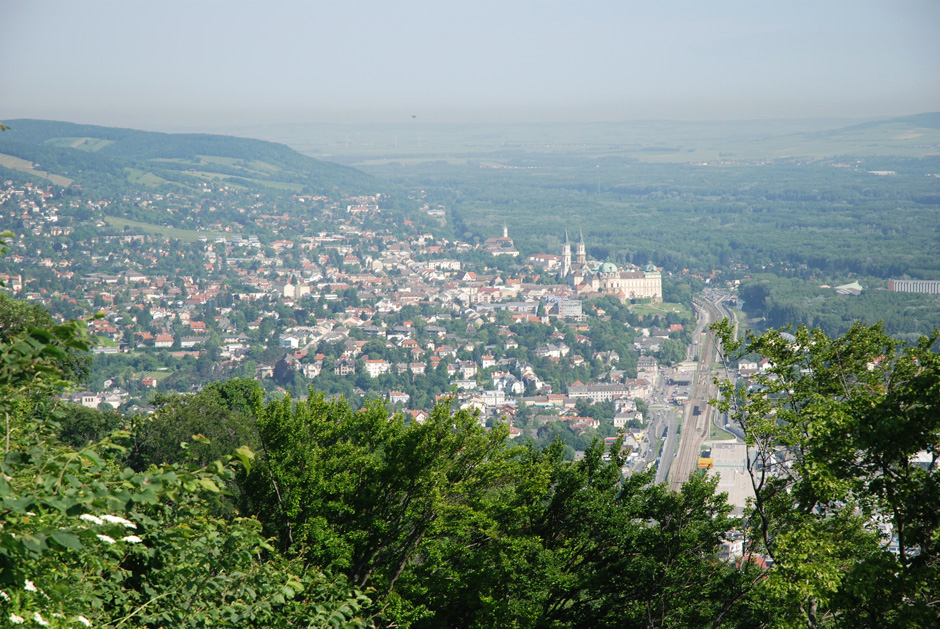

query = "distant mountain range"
[212,113,940,166]
[841,112,940,131]
[2,114,937,195]
[0,119,387,195]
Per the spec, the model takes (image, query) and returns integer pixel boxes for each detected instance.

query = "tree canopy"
[2,276,939,627]
[712,320,940,627]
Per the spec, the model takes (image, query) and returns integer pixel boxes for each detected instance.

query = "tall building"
[483,224,520,257]
[557,232,662,302]
[562,231,572,277]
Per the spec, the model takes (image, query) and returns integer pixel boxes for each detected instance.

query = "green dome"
[599,262,618,273]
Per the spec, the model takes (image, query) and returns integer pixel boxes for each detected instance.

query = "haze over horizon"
[2,0,939,133]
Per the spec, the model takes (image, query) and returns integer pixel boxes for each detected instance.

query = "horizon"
[4,112,934,139]
[3,1,938,134]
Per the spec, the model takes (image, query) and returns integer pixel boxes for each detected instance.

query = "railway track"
[667,298,723,491]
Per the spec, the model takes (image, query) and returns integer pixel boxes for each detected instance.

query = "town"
[0,177,728,471]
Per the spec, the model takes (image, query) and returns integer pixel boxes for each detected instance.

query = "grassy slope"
[103,216,229,242]
[0,119,387,196]
[0,152,73,186]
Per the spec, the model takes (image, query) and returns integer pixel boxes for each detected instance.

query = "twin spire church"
[559,230,662,302]
[560,229,588,278]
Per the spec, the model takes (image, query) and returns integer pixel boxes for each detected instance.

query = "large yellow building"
[559,231,662,302]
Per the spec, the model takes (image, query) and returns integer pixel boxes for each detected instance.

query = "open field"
[139,370,173,382]
[147,155,304,191]
[0,153,73,186]
[708,422,736,441]
[43,137,115,152]
[148,166,306,192]
[103,216,229,242]
[151,155,282,177]
[127,168,170,186]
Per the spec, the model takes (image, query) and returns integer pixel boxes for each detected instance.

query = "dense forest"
[737,275,940,340]
[370,155,940,281]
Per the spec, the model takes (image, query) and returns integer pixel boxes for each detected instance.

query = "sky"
[2,0,939,131]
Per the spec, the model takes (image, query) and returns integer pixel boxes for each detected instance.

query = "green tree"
[130,378,263,470]
[56,402,123,448]
[403,441,748,628]
[712,320,940,627]
[0,289,372,626]
[242,394,515,625]
[0,292,55,342]
[658,337,687,365]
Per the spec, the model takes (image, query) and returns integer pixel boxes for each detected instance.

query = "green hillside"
[0,119,387,196]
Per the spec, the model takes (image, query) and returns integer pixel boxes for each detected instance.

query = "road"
[629,352,682,479]
[653,413,678,484]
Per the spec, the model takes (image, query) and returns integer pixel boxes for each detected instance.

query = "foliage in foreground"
[242,393,754,627]
[0,311,371,627]
[2,268,939,627]
[713,320,940,628]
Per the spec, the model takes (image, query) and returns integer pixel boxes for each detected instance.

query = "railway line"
[667,298,725,491]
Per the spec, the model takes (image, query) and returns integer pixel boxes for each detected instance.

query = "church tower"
[503,222,508,239]
[576,229,587,265]
[562,230,571,277]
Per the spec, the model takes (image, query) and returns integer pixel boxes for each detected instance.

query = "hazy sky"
[2,0,938,130]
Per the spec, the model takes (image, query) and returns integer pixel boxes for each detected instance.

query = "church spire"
[576,228,586,265]
[562,230,571,278]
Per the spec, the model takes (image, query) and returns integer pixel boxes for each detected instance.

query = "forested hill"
[0,118,387,196]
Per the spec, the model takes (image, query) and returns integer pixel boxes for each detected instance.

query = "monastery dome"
[599,262,618,273]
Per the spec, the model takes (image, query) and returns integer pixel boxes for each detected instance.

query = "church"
[559,231,662,302]
[483,223,520,257]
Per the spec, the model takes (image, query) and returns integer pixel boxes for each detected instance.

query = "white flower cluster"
[95,533,144,544]
[80,514,143,545]
[5,613,50,626]
[100,515,136,529]
[8,576,95,625]
[80,513,136,529]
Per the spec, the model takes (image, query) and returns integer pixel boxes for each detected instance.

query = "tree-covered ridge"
[0,119,390,197]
